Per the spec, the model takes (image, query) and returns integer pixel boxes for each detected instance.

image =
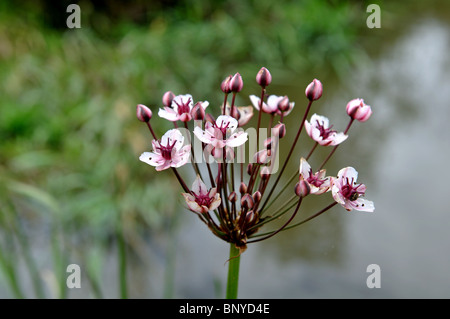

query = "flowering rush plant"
[136,68,374,298]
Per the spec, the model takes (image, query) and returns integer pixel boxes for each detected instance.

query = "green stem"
[226,243,241,299]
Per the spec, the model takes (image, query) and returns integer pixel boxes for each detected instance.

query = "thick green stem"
[226,243,241,299]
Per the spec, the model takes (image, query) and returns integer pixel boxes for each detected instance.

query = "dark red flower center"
[156,139,177,160]
[213,120,231,137]
[194,192,214,207]
[174,97,192,115]
[341,178,364,201]
[307,170,326,187]
[316,120,336,139]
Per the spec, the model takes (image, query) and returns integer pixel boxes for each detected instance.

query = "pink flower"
[139,129,191,171]
[299,158,330,195]
[304,114,348,146]
[331,167,375,212]
[194,115,248,149]
[346,98,372,122]
[182,176,221,214]
[158,94,209,122]
[249,95,295,116]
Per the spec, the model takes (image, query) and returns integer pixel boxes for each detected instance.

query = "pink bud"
[272,123,286,138]
[277,95,290,112]
[239,182,248,194]
[252,191,262,203]
[241,194,254,210]
[253,150,269,164]
[346,98,372,122]
[256,67,272,87]
[295,180,310,197]
[231,106,240,120]
[247,163,253,175]
[245,210,257,225]
[162,91,175,107]
[264,137,273,150]
[228,191,237,202]
[229,73,244,93]
[221,75,233,94]
[260,166,271,180]
[305,79,323,101]
[136,104,152,122]
[191,102,205,120]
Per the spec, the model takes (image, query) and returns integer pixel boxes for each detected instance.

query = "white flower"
[139,129,191,171]
[304,114,348,146]
[194,115,248,149]
[331,167,375,212]
[158,94,209,122]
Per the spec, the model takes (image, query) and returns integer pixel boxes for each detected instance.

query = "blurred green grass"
[0,0,369,297]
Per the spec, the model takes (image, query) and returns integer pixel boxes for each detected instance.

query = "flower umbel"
[136,67,374,252]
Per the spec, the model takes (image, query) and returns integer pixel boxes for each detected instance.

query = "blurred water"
[164,18,450,298]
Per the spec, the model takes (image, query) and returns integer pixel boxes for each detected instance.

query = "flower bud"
[256,67,272,87]
[272,123,286,138]
[277,95,290,112]
[136,104,152,122]
[191,102,205,120]
[228,191,237,202]
[245,210,257,225]
[305,79,323,101]
[162,91,175,107]
[295,180,310,197]
[247,163,253,175]
[231,106,240,120]
[239,182,248,195]
[229,73,244,93]
[221,75,233,94]
[253,150,269,164]
[346,98,372,122]
[241,193,254,210]
[264,137,273,150]
[260,166,271,180]
[252,191,262,203]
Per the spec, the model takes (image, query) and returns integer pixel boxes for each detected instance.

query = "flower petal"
[191,175,208,196]
[216,115,238,132]
[194,126,216,145]
[350,198,375,212]
[139,152,164,167]
[299,157,311,179]
[158,107,179,122]
[226,131,248,147]
[337,167,358,183]
[249,95,268,112]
